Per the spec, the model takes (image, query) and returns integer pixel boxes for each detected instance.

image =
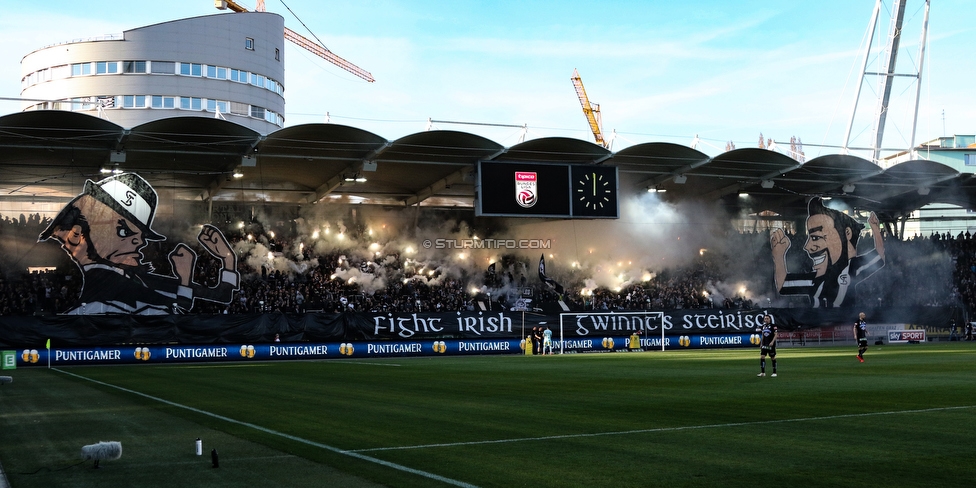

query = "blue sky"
[1,0,972,158]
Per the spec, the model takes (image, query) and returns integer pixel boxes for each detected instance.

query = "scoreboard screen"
[476,161,618,218]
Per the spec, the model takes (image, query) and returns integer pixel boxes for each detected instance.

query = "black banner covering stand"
[0,307,957,349]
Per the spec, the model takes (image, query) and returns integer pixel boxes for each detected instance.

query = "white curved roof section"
[0,110,970,219]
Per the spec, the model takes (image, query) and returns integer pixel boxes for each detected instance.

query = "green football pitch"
[1,343,974,487]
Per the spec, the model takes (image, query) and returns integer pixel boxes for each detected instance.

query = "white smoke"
[209,189,758,303]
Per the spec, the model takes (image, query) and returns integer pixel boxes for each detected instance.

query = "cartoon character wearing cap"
[770,197,885,308]
[39,173,239,314]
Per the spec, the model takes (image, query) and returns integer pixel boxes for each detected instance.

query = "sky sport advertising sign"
[887,329,925,343]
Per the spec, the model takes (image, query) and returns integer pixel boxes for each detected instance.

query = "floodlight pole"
[843,0,882,154]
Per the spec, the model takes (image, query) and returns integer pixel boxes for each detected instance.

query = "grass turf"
[1,343,974,487]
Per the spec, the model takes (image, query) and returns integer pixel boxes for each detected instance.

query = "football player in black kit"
[758,315,777,377]
[854,312,868,362]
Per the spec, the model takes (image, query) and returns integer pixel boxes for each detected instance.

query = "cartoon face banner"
[770,197,885,308]
[38,173,240,315]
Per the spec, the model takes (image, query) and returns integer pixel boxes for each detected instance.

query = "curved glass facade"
[22,59,284,97]
[25,94,284,127]
[20,13,286,133]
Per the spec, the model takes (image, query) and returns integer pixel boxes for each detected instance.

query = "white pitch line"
[54,369,476,488]
[173,364,272,369]
[350,404,976,453]
[335,361,402,367]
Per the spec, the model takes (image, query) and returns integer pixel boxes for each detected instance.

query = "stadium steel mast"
[842,0,930,163]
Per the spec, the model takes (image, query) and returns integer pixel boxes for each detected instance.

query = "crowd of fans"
[0,212,972,317]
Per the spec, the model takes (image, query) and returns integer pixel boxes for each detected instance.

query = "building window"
[179,63,202,76]
[180,97,203,110]
[52,65,70,80]
[230,102,248,116]
[71,63,92,76]
[966,154,976,166]
[123,61,146,73]
[151,95,176,109]
[96,61,118,74]
[245,37,254,50]
[206,65,228,79]
[275,48,280,61]
[150,61,175,74]
[122,95,145,108]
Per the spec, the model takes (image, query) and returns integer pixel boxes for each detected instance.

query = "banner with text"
[0,307,953,349]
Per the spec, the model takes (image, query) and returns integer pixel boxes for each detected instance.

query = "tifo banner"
[770,197,885,308]
[37,173,240,315]
[0,307,955,348]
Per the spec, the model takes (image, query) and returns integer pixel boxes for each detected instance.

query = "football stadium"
[2,1,976,486]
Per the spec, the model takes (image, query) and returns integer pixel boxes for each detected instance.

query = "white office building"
[19,12,285,134]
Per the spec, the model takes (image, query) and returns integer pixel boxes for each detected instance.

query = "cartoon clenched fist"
[169,243,196,287]
[770,228,791,260]
[198,224,236,270]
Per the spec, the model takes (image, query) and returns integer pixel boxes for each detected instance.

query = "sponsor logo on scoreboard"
[515,171,537,208]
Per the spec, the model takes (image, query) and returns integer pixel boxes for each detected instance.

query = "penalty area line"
[351,404,976,453]
[53,368,476,488]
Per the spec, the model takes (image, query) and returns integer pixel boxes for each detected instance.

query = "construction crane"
[571,69,607,148]
[215,0,375,82]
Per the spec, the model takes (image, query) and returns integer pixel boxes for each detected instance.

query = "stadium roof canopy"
[0,111,972,223]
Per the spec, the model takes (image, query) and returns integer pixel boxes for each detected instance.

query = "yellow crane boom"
[215,0,375,82]
[571,68,606,147]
